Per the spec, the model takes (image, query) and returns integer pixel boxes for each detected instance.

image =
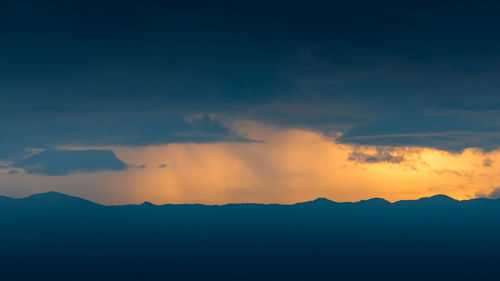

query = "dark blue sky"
[2,0,500,174]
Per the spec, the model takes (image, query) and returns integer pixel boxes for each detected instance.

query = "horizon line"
[1,191,497,207]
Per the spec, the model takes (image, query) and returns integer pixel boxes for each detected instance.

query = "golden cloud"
[2,121,500,205]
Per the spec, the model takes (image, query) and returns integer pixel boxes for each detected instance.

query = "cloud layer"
[0,113,251,161]
[2,0,500,154]
[339,115,500,152]
[12,149,128,176]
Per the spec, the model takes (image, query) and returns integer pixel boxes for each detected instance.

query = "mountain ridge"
[2,191,500,281]
[0,191,494,207]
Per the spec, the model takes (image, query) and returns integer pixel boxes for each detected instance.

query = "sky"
[2,0,500,204]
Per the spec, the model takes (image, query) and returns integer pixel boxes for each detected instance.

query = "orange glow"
[1,122,500,205]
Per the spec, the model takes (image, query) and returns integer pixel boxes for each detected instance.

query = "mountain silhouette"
[395,194,458,205]
[295,197,337,207]
[139,201,156,207]
[356,197,391,206]
[23,191,98,205]
[2,192,500,281]
[1,191,480,208]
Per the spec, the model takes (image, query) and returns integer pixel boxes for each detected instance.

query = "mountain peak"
[22,191,99,207]
[140,201,156,207]
[314,197,332,202]
[394,194,459,206]
[294,197,336,206]
[425,194,457,202]
[306,197,336,205]
[26,191,77,200]
[359,198,390,205]
[33,191,68,196]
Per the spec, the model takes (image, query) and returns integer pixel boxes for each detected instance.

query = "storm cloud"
[12,149,128,176]
[339,115,500,152]
[2,0,500,155]
[0,113,252,161]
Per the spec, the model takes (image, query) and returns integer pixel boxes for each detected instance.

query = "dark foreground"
[1,192,500,280]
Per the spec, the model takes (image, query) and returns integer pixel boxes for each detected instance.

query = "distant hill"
[0,191,489,207]
[2,192,500,281]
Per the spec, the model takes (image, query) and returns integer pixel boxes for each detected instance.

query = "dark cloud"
[339,115,500,152]
[12,149,128,176]
[158,164,167,168]
[0,113,253,160]
[7,170,19,175]
[2,0,500,153]
[348,150,404,164]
